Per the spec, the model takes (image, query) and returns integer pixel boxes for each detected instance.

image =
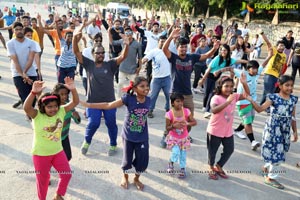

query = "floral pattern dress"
[262,94,298,164]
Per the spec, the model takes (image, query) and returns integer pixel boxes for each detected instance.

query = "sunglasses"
[125,31,133,35]
[94,51,105,55]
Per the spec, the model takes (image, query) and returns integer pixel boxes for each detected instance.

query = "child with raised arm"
[81,76,150,191]
[207,74,249,180]
[165,93,197,178]
[246,75,298,190]
[23,77,79,200]
[53,83,81,161]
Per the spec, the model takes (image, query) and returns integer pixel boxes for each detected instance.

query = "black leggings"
[291,62,300,81]
[207,133,234,167]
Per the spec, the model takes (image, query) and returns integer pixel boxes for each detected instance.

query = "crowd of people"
[1,3,300,200]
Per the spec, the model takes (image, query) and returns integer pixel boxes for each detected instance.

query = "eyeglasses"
[94,51,105,55]
[125,31,133,35]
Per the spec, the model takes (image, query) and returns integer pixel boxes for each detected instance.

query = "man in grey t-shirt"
[6,22,39,107]
[73,28,129,156]
[109,27,142,98]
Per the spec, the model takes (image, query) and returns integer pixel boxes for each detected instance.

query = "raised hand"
[32,80,45,93]
[170,28,181,39]
[64,77,76,90]
[226,94,235,103]
[240,72,247,84]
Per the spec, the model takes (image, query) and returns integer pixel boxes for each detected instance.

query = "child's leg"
[52,151,72,197]
[170,145,180,164]
[266,163,280,180]
[121,138,134,189]
[179,149,187,169]
[207,133,222,167]
[62,136,72,161]
[132,141,149,173]
[217,135,234,168]
[132,141,149,191]
[32,155,52,200]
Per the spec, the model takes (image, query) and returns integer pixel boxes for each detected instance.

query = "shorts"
[237,104,255,125]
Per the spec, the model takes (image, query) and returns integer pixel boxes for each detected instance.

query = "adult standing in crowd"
[73,25,129,156]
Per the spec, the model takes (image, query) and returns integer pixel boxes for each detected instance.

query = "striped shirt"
[57,39,77,68]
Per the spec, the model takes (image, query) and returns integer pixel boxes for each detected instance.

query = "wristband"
[31,91,37,96]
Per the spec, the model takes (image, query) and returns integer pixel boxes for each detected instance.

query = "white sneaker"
[204,112,211,119]
[192,88,200,94]
[202,108,206,112]
[199,88,205,94]
[251,140,260,151]
[234,131,247,139]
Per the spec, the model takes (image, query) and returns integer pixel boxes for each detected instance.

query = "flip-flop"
[213,166,228,179]
[208,170,218,180]
[264,179,284,190]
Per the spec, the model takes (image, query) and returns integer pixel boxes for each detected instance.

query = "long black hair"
[218,44,231,67]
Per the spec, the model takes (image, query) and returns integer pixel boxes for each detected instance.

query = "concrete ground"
[0,2,299,200]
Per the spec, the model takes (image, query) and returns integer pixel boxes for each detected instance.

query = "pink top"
[207,94,240,137]
[165,108,191,139]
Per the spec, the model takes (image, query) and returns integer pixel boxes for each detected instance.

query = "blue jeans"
[58,67,76,83]
[260,74,278,105]
[170,145,187,168]
[85,108,118,146]
[149,76,171,111]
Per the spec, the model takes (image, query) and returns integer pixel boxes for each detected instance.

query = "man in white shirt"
[251,34,263,58]
[87,19,101,47]
[142,35,171,118]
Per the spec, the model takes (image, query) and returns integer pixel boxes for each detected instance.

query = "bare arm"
[24,81,45,118]
[81,99,124,110]
[199,40,220,61]
[63,77,79,112]
[163,28,181,59]
[72,32,83,64]
[211,94,237,114]
[287,49,294,66]
[0,34,6,49]
[115,36,129,66]
[260,32,272,49]
[247,96,272,113]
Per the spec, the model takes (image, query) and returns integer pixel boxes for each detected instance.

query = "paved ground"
[0,2,300,200]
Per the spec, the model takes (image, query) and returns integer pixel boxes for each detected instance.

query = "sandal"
[178,168,186,179]
[208,170,218,180]
[264,178,284,190]
[213,166,228,179]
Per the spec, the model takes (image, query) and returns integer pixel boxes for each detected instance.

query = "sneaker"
[234,131,247,139]
[167,165,174,174]
[81,141,90,155]
[202,108,206,112]
[251,140,260,151]
[192,88,200,94]
[204,112,211,119]
[108,146,117,156]
[13,100,22,109]
[199,88,205,94]
[148,110,154,118]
